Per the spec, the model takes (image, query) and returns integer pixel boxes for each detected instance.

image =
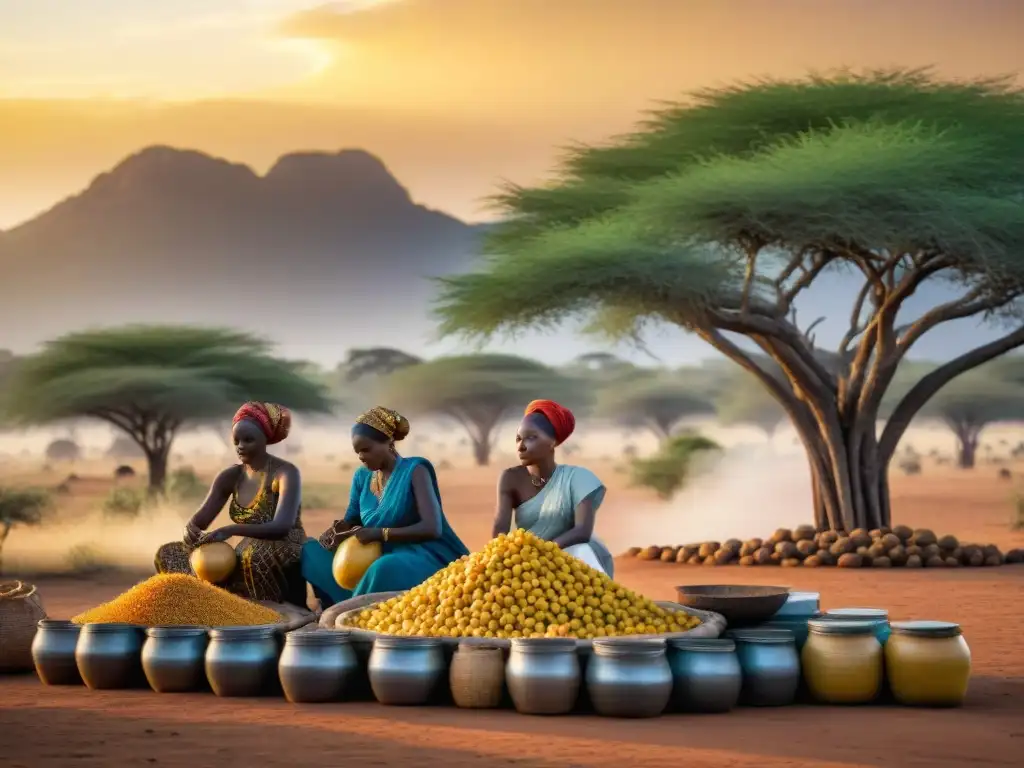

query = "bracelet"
[382,528,390,543]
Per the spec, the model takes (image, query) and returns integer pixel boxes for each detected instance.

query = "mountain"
[0,146,486,360]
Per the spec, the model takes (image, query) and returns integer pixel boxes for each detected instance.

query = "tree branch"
[879,325,1024,462]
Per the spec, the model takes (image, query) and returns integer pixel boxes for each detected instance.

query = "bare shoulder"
[498,466,527,489]
[270,456,301,481]
[214,465,243,488]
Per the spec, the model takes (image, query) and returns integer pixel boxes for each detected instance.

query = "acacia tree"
[4,326,333,493]
[342,347,423,382]
[913,372,1024,468]
[715,373,787,439]
[436,70,1024,532]
[0,487,50,575]
[594,374,716,443]
[383,354,572,465]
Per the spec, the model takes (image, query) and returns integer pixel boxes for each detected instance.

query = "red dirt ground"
[2,465,1023,767]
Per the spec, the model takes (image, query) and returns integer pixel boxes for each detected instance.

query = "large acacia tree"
[4,326,333,493]
[436,70,1024,532]
[383,354,573,465]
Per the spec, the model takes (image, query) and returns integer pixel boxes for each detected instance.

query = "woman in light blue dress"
[493,399,614,577]
[301,406,469,608]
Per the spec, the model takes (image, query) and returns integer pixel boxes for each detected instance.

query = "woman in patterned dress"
[154,401,307,604]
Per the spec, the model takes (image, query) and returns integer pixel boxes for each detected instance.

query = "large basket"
[0,581,47,672]
[320,590,726,655]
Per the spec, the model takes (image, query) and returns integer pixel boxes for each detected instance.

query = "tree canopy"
[0,487,51,574]
[436,69,1024,532]
[914,370,1024,468]
[382,354,573,465]
[4,326,333,491]
[593,372,716,442]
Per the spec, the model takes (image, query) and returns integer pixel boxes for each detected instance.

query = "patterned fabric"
[355,406,405,441]
[233,401,292,445]
[154,457,306,602]
[524,400,576,445]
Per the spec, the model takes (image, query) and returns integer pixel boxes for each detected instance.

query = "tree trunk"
[144,446,170,495]
[471,440,491,466]
[0,521,10,575]
[957,436,978,469]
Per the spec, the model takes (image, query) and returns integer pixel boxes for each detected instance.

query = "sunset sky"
[2,0,1023,228]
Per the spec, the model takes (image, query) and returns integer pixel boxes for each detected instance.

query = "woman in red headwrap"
[492,399,615,576]
[153,401,308,605]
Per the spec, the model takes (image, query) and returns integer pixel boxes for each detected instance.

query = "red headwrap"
[233,401,292,445]
[524,399,576,445]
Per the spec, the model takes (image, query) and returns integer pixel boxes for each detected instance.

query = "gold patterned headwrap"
[354,406,408,441]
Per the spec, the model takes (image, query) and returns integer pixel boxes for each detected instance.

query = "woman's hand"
[317,523,360,551]
[198,528,233,545]
[183,521,204,547]
[354,527,383,544]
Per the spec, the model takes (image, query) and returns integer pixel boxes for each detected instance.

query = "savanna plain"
[2,435,1023,768]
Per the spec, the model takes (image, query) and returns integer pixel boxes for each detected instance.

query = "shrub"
[630,434,720,500]
[45,438,81,462]
[1011,493,1024,532]
[102,486,145,519]
[65,544,115,575]
[898,456,923,475]
[168,466,206,502]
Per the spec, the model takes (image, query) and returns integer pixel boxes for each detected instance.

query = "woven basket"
[0,581,46,672]
[449,643,504,709]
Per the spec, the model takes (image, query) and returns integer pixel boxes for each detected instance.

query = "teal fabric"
[301,456,469,607]
[511,464,614,575]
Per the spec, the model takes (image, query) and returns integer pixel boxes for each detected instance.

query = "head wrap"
[353,406,409,442]
[233,401,292,445]
[524,400,575,445]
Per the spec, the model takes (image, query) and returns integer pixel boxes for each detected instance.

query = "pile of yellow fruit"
[350,530,701,640]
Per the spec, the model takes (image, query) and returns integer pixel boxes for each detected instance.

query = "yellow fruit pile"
[351,530,701,639]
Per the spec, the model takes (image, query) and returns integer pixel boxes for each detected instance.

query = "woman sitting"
[302,406,469,608]
[493,399,614,577]
[154,401,307,604]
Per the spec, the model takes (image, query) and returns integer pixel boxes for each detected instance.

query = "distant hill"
[0,145,1006,366]
[0,146,486,358]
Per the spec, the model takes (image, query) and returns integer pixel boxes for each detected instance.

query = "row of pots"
[32,619,803,717]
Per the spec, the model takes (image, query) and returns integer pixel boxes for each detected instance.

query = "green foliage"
[437,69,1024,341]
[4,326,334,427]
[102,486,145,519]
[64,544,115,576]
[45,438,82,462]
[343,348,423,382]
[383,354,576,465]
[915,370,1024,429]
[0,486,52,574]
[715,374,786,436]
[167,466,206,502]
[594,372,715,441]
[630,434,721,500]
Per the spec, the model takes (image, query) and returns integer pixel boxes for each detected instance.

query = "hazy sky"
[2,0,1022,229]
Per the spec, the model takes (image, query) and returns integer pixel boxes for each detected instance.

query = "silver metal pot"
[728,629,800,706]
[75,623,146,690]
[279,629,359,704]
[142,626,208,693]
[506,638,581,716]
[31,619,82,686]
[368,636,446,706]
[205,626,280,698]
[667,637,742,713]
[586,638,672,718]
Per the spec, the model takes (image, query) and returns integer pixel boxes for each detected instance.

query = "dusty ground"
[2,457,1023,767]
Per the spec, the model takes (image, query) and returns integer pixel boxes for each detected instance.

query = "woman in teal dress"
[493,399,615,577]
[302,406,469,608]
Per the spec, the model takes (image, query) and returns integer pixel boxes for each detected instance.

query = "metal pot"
[728,629,800,707]
[75,623,146,690]
[31,620,82,686]
[506,638,581,716]
[279,629,359,704]
[142,626,209,693]
[205,626,280,698]
[667,637,742,713]
[586,638,672,718]
[368,636,446,706]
